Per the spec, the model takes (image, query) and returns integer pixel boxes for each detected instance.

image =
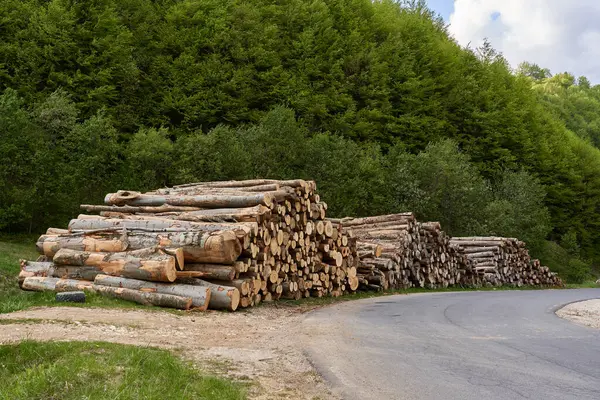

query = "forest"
[1,0,600,282]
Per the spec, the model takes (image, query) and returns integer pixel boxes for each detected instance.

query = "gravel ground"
[556,299,600,329]
[0,305,338,400]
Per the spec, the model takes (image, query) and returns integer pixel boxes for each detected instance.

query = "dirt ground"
[556,299,600,329]
[0,304,339,400]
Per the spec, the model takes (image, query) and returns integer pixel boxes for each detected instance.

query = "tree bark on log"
[123,230,242,264]
[53,248,177,282]
[81,204,203,213]
[177,278,240,311]
[93,284,193,310]
[18,260,55,286]
[94,275,211,310]
[183,263,239,280]
[21,277,59,291]
[328,213,415,226]
[104,190,274,208]
[36,234,127,258]
[55,279,94,292]
[68,217,257,237]
[51,265,104,281]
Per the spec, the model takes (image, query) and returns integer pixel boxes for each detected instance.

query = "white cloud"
[449,0,600,82]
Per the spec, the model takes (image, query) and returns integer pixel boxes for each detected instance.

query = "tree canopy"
[1,0,599,280]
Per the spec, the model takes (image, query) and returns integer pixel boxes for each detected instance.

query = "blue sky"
[426,0,453,21]
[424,0,600,82]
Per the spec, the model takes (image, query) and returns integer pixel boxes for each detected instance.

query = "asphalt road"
[302,289,600,400]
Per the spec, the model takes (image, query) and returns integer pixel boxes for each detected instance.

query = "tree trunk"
[68,217,257,237]
[104,190,274,208]
[21,277,59,291]
[51,265,104,281]
[124,230,242,264]
[18,260,55,286]
[93,285,193,310]
[328,213,415,226]
[55,279,94,292]
[183,263,238,280]
[36,234,127,257]
[94,275,210,310]
[81,204,203,213]
[53,248,177,282]
[177,278,240,311]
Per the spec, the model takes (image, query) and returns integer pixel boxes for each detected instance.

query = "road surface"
[303,289,600,400]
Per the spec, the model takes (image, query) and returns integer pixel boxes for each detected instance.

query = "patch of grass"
[564,280,598,289]
[0,340,245,400]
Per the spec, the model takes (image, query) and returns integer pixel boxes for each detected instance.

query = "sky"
[426,0,600,83]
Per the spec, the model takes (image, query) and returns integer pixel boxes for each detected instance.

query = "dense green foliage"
[0,341,245,399]
[1,0,599,280]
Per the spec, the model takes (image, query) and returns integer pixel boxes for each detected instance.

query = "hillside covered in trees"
[1,0,599,282]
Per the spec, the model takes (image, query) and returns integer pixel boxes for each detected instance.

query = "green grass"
[0,340,246,400]
[0,235,164,314]
[564,280,599,289]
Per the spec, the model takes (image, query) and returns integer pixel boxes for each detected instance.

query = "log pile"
[449,237,563,287]
[330,214,480,290]
[19,179,360,310]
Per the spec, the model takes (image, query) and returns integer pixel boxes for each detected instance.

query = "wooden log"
[356,242,383,257]
[329,213,415,226]
[94,275,211,310]
[21,277,59,291]
[126,231,242,264]
[69,217,258,237]
[172,179,310,190]
[183,263,238,281]
[55,279,94,292]
[81,204,203,214]
[53,248,177,282]
[149,205,270,223]
[36,234,127,257]
[51,265,104,281]
[18,260,55,286]
[104,190,274,208]
[177,278,240,311]
[93,285,193,310]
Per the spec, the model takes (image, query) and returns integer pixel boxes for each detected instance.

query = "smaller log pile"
[19,179,361,310]
[331,214,479,290]
[449,237,563,287]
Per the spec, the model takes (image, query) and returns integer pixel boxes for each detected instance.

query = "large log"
[125,231,242,264]
[21,277,59,291]
[104,190,274,208]
[93,285,193,310]
[177,278,240,311]
[51,265,103,281]
[148,205,270,223]
[99,205,270,223]
[68,217,258,237]
[94,275,211,310]
[183,263,239,280]
[53,248,177,282]
[18,260,55,286]
[81,204,203,213]
[329,213,415,226]
[172,179,310,190]
[55,279,94,292]
[36,234,127,257]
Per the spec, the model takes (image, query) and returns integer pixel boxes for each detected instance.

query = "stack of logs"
[449,237,562,287]
[330,214,480,291]
[19,179,361,310]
